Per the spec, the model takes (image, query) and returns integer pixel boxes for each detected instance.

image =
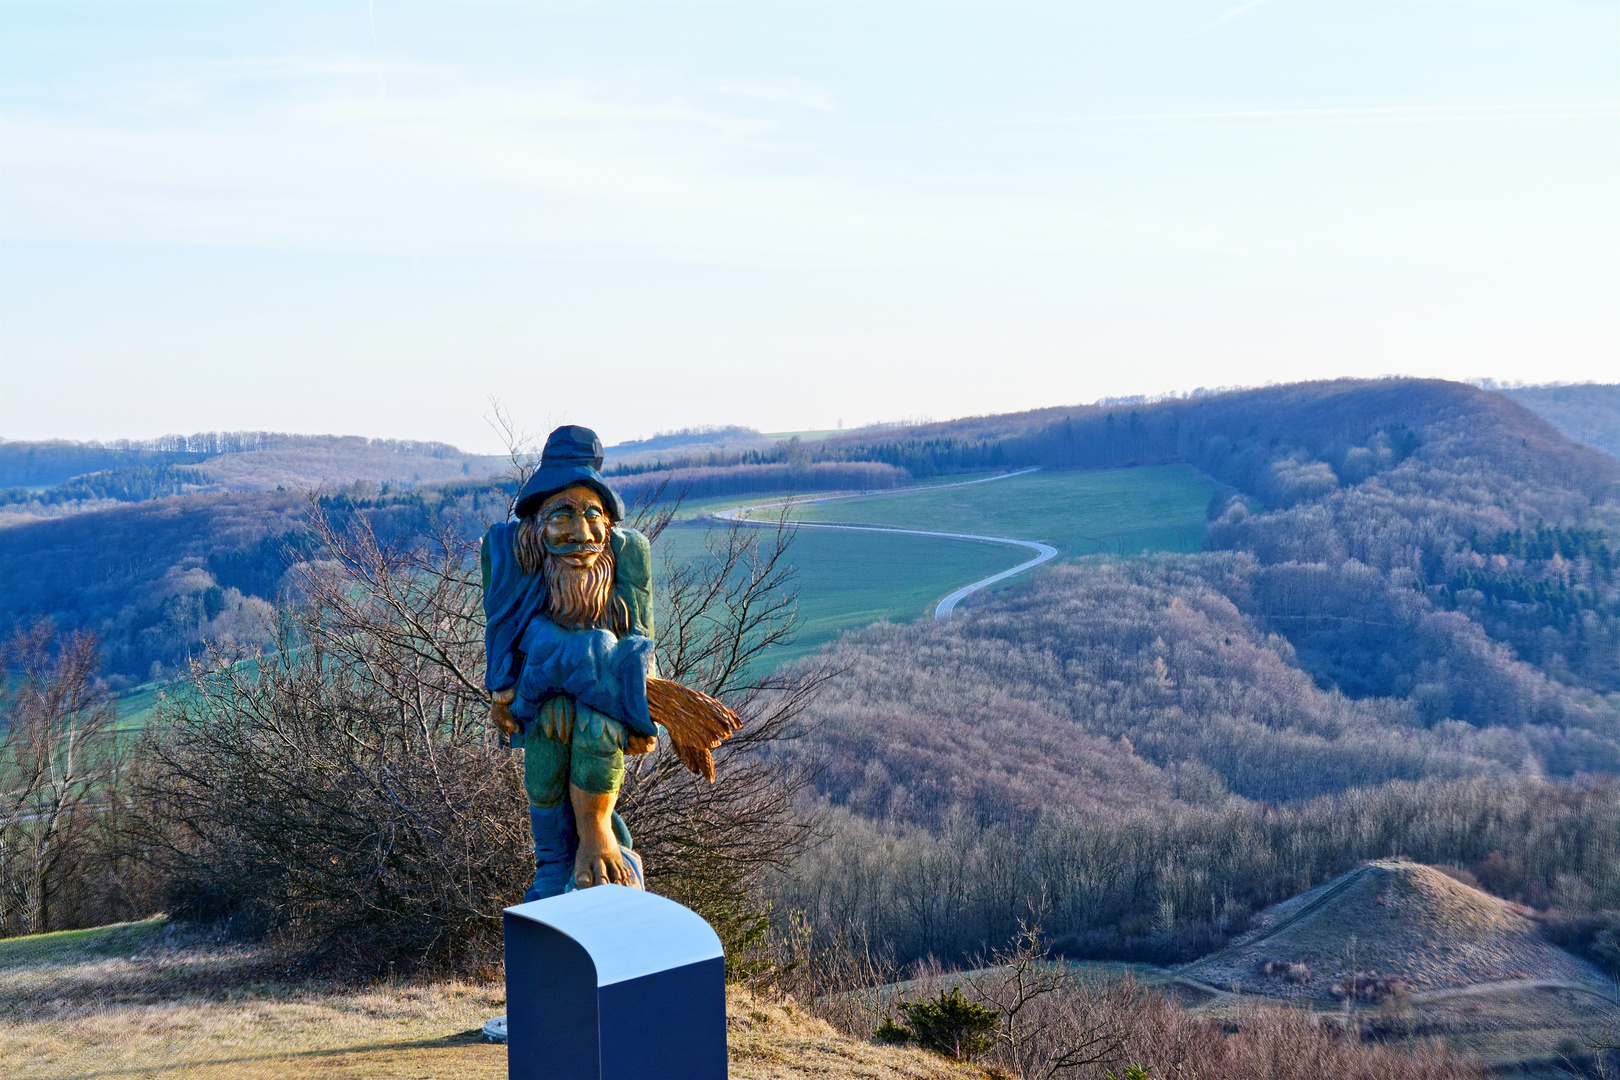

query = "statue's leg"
[568,704,642,889]
[522,697,576,902]
[525,803,575,902]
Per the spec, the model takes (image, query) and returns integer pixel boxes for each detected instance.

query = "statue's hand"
[624,731,657,756]
[490,688,519,736]
[539,703,573,743]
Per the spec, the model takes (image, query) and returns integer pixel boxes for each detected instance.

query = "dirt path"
[1182,866,1375,975]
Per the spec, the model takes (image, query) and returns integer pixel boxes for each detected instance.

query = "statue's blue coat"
[481,522,657,737]
[512,619,655,736]
[483,521,546,696]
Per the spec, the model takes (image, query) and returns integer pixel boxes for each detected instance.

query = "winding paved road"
[712,469,1057,620]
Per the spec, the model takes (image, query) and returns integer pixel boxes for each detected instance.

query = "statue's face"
[538,485,610,571]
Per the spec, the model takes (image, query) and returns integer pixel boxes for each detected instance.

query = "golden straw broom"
[645,677,743,782]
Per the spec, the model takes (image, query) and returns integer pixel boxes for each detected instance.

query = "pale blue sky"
[2,2,1616,451]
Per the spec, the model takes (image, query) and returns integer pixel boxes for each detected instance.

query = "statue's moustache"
[544,539,607,557]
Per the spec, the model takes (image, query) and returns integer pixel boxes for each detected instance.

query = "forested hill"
[610,379,1617,497]
[810,378,1620,698]
[816,379,1618,497]
[1496,382,1620,459]
[768,381,1620,972]
[0,431,483,486]
[729,379,1620,693]
[0,483,514,688]
[0,433,497,525]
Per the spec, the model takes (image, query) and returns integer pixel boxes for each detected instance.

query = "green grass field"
[112,681,166,732]
[649,465,1220,664]
[651,523,1022,666]
[783,464,1221,558]
[648,469,1007,524]
[0,916,168,969]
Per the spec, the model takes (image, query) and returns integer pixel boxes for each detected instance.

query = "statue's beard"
[543,547,616,630]
[519,517,620,631]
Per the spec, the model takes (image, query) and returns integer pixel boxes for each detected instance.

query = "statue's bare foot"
[570,784,634,889]
[573,830,634,889]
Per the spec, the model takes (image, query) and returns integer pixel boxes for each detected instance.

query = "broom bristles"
[646,677,742,782]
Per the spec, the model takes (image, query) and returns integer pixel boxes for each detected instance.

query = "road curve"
[712,469,1056,621]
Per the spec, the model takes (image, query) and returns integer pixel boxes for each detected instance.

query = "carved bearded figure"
[482,426,737,899]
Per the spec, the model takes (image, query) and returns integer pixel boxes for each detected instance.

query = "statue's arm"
[481,526,523,735]
[611,526,659,749]
[513,617,657,738]
[611,527,656,640]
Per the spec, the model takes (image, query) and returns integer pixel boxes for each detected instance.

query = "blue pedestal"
[504,885,727,1080]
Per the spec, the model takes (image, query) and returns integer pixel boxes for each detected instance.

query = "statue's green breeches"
[523,695,626,807]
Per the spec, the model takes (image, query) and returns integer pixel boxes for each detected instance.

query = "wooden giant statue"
[483,425,739,898]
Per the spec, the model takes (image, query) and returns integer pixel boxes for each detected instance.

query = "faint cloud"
[713,77,836,112]
[1188,0,1270,37]
[1212,0,1269,26]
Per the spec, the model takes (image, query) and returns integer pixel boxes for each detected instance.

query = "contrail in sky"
[888,102,1619,130]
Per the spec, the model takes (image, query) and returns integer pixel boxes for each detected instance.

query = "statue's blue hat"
[513,425,625,521]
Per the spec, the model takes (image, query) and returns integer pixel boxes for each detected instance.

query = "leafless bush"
[1074,991,1487,1080]
[761,906,1132,1076]
[1328,971,1407,1003]
[0,621,122,936]
[755,908,902,1033]
[960,915,1137,1078]
[1256,959,1312,985]
[127,504,528,974]
[1583,977,1620,1077]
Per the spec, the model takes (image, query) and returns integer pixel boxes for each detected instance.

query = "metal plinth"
[504,884,726,1080]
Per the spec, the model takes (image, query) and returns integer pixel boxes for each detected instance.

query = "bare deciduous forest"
[760,380,1620,983]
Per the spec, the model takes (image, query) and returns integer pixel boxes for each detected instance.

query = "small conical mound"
[1181,860,1604,1000]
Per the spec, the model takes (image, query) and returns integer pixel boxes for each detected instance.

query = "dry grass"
[1176,978,1617,1076]
[2,905,1557,1080]
[1167,861,1618,1073]
[0,920,985,1080]
[0,920,506,1079]
[727,988,984,1080]
[1093,992,1489,1080]
[1394,981,1620,1073]
[3,982,508,1080]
